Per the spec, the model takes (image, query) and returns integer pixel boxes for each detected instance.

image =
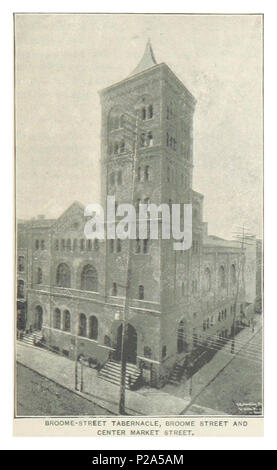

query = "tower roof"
[131,39,157,76]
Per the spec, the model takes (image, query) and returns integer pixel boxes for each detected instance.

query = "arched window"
[138,285,144,300]
[17,280,24,299]
[81,265,98,292]
[218,266,226,288]
[78,313,87,337]
[88,316,98,340]
[54,308,61,329]
[63,310,71,332]
[231,264,236,284]
[112,282,117,296]
[18,256,25,272]
[56,263,71,288]
[204,268,211,292]
[36,267,42,285]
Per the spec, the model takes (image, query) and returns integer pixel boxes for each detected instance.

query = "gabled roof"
[131,39,157,76]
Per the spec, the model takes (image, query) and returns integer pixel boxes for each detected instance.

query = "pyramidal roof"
[131,39,158,76]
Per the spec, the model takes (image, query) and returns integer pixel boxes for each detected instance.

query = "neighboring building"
[16,41,255,388]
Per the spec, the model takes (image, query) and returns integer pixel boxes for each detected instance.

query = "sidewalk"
[16,342,190,416]
[16,316,262,416]
[163,314,262,413]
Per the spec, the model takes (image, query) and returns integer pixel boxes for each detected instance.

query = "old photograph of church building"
[15,14,263,419]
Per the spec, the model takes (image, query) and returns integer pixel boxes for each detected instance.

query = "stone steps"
[98,360,141,390]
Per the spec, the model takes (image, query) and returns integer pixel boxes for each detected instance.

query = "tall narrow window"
[55,239,59,251]
[117,239,121,253]
[140,133,146,147]
[110,239,114,253]
[142,107,146,120]
[148,104,153,119]
[17,280,24,299]
[94,238,99,251]
[148,131,153,147]
[137,167,141,182]
[80,239,85,251]
[88,316,98,340]
[138,285,144,300]
[143,238,149,254]
[112,282,117,296]
[54,308,61,329]
[63,310,71,332]
[81,265,98,292]
[41,240,45,250]
[135,238,141,254]
[145,166,150,181]
[87,239,92,251]
[18,256,25,272]
[66,239,71,251]
[61,239,66,251]
[231,264,236,284]
[78,313,87,337]
[36,267,42,285]
[56,263,71,288]
[35,240,39,250]
[73,239,77,251]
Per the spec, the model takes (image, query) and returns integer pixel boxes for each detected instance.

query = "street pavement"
[16,342,190,416]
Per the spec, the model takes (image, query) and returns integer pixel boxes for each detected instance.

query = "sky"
[15,14,263,239]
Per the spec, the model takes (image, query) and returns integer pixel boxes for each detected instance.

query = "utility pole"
[118,111,141,415]
[231,225,254,354]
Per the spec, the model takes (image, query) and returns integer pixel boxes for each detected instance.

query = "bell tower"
[99,41,197,382]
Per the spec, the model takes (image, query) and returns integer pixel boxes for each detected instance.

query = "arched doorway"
[114,323,137,364]
[35,305,43,331]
